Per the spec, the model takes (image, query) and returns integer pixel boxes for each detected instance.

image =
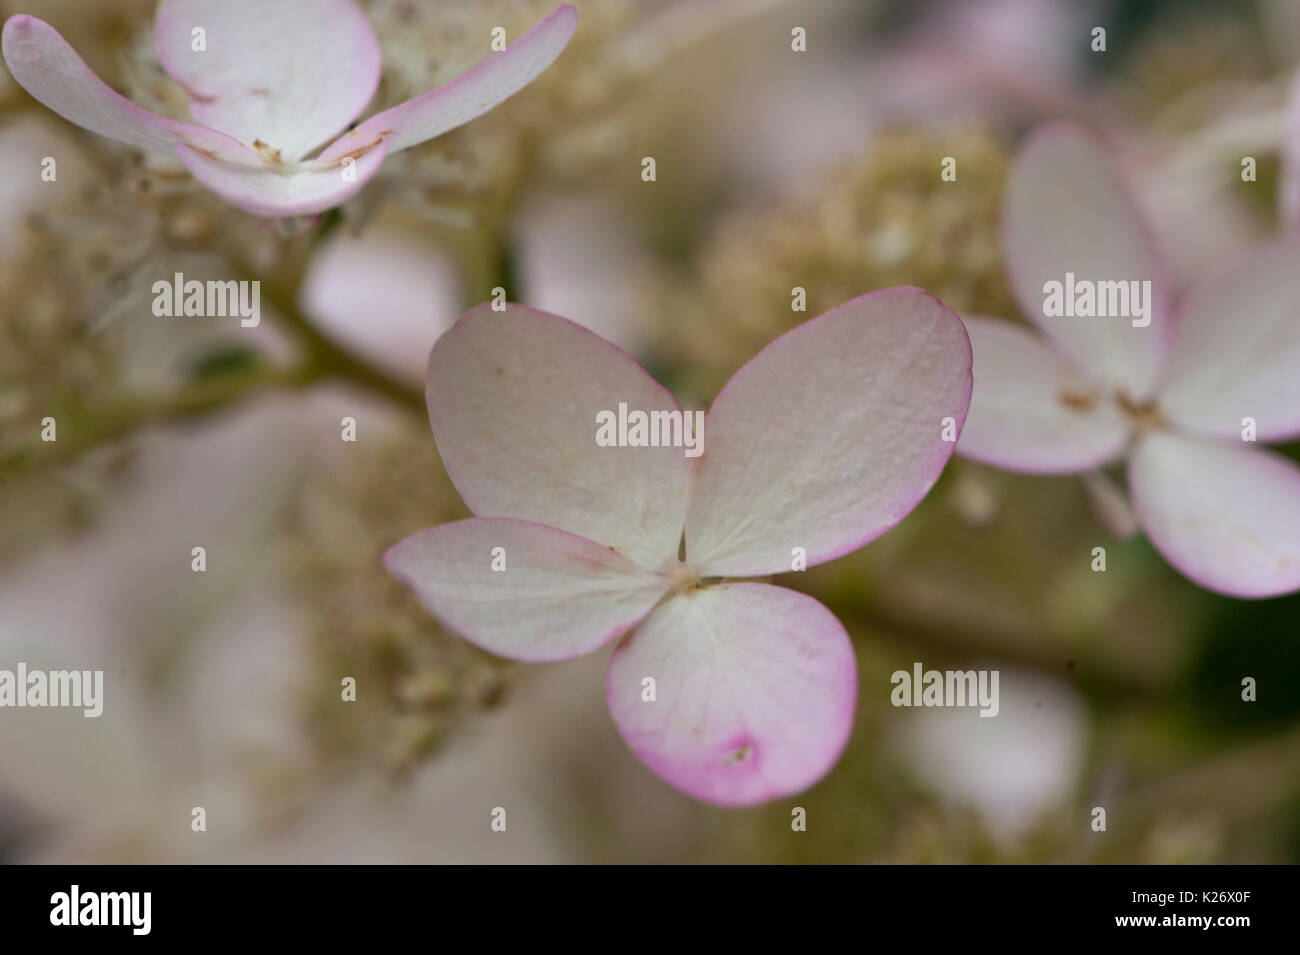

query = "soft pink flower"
[893,669,1086,841]
[1,1,576,217]
[958,122,1300,598]
[299,224,461,386]
[384,290,972,806]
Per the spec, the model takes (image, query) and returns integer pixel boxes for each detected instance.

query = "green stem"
[4,364,311,477]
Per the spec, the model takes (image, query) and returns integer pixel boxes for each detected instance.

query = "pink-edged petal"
[1005,122,1173,397]
[605,583,857,807]
[957,314,1130,474]
[384,518,669,663]
[318,5,577,162]
[154,0,381,163]
[1157,240,1300,443]
[1129,433,1300,598]
[426,303,691,572]
[1282,68,1300,233]
[684,288,971,578]
[1,14,245,159]
[175,136,388,217]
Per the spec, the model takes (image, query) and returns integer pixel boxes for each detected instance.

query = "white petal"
[1158,240,1300,443]
[318,5,577,161]
[1,15,245,158]
[958,315,1131,473]
[426,304,692,572]
[606,583,857,807]
[1129,433,1300,598]
[1005,122,1173,397]
[154,0,381,162]
[685,288,971,578]
[385,518,669,663]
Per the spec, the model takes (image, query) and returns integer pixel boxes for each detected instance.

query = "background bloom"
[4,0,1299,863]
[958,122,1300,598]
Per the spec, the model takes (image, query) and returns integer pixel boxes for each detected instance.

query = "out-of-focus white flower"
[511,191,653,354]
[959,123,1300,598]
[0,391,357,860]
[893,668,1087,840]
[300,224,461,386]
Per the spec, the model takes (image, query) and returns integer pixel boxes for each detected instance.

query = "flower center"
[1057,388,1167,431]
[1115,391,1166,431]
[1057,388,1095,412]
[666,564,705,595]
[251,139,288,171]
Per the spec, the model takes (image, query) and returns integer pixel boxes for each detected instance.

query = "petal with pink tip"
[175,136,388,217]
[957,315,1130,474]
[1,15,245,159]
[426,304,691,572]
[605,583,857,807]
[154,0,381,162]
[1004,122,1172,397]
[318,5,577,161]
[384,518,669,663]
[1129,433,1300,598]
[1158,240,1300,443]
[684,288,971,578]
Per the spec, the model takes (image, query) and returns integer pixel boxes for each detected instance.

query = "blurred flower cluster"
[659,128,1014,397]
[2,0,1299,863]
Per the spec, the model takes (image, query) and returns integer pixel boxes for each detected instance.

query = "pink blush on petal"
[605,583,857,807]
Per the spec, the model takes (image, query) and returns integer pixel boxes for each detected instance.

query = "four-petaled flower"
[958,122,1300,598]
[2,1,577,217]
[384,291,972,805]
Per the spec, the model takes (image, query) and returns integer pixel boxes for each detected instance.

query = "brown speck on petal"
[1058,389,1095,412]
[251,139,284,166]
[722,743,753,766]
